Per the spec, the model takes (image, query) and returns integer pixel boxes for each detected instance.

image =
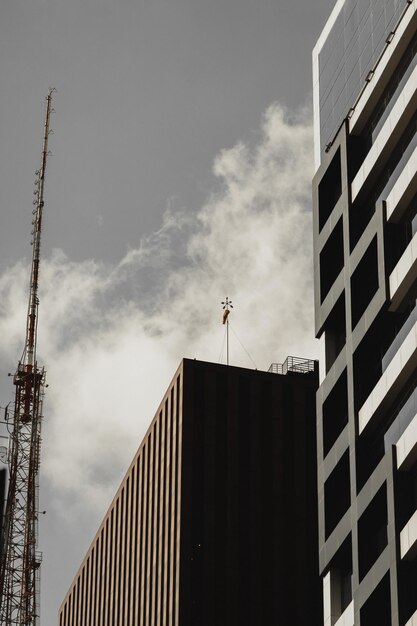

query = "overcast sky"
[0,0,335,623]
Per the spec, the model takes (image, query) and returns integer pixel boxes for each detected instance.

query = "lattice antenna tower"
[0,89,54,626]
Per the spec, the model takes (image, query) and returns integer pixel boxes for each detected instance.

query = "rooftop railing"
[268,356,316,376]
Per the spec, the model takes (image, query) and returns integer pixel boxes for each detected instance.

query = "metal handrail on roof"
[268,356,316,375]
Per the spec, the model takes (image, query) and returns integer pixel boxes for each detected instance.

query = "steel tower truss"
[0,90,54,626]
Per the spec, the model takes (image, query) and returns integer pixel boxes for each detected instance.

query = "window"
[350,237,378,328]
[324,293,346,372]
[320,218,344,303]
[325,451,351,538]
[322,370,348,457]
[358,485,388,580]
[325,536,353,624]
[318,149,342,231]
[360,573,391,626]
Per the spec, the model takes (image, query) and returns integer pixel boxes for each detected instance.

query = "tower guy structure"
[0,90,53,626]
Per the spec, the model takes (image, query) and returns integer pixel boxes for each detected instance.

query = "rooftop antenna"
[0,89,54,626]
[221,297,233,366]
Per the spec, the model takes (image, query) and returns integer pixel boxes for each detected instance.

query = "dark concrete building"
[58,357,321,626]
[313,1,417,625]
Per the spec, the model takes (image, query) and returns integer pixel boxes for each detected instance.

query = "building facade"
[58,357,320,626]
[313,1,417,625]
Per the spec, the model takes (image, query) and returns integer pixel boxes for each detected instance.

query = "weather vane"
[221,297,233,365]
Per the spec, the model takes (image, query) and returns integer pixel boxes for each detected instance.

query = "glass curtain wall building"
[313,1,417,625]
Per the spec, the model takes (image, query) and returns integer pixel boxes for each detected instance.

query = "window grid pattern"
[312,17,417,615]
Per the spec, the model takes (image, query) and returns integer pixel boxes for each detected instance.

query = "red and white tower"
[0,90,54,626]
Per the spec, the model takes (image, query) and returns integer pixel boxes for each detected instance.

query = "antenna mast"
[0,90,54,626]
[221,297,233,366]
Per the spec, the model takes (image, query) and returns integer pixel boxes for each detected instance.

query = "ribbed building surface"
[313,2,417,624]
[59,365,183,626]
[58,357,320,626]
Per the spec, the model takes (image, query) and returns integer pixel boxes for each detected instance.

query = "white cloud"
[0,102,319,517]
